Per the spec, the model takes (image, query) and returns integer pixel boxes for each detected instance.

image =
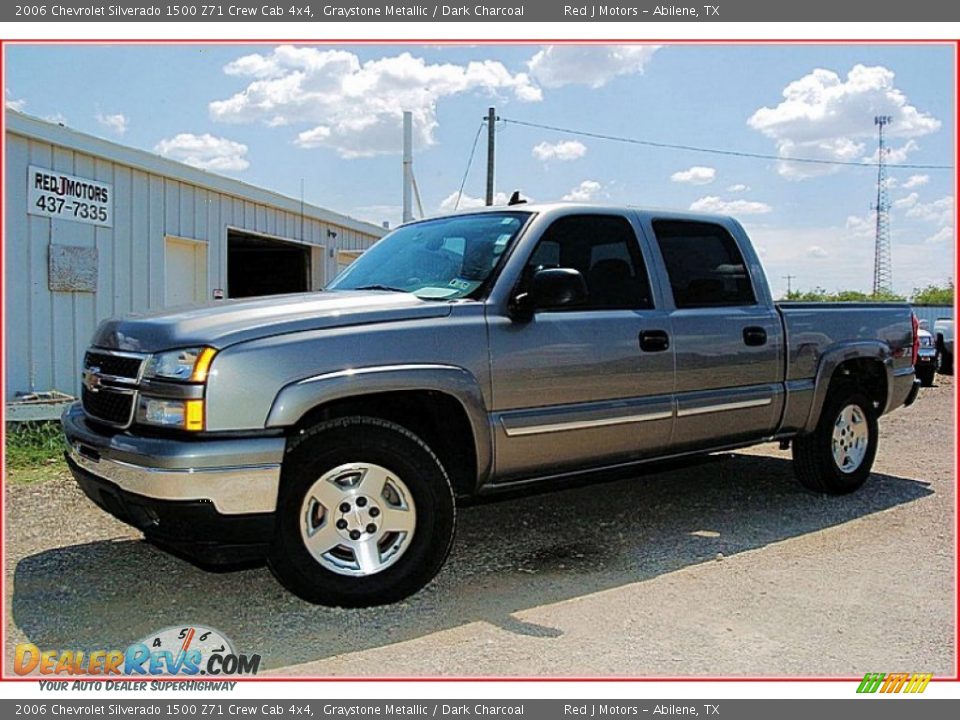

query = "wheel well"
[830,358,888,412]
[290,391,478,499]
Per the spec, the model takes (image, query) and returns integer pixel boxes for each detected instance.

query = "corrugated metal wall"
[5,130,382,401]
[912,305,954,328]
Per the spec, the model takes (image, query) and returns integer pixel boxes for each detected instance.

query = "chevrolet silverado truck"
[63,204,921,607]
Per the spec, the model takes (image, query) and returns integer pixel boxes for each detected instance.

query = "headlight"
[137,397,204,431]
[143,347,217,382]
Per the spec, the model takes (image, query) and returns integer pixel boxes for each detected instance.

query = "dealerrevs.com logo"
[14,625,261,676]
[856,673,932,694]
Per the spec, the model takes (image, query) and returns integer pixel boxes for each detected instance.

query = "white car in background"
[933,317,954,375]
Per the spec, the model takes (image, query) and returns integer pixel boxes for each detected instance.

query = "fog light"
[138,398,204,431]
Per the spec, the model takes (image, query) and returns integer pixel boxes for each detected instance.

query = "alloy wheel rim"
[831,404,869,474]
[300,463,417,577]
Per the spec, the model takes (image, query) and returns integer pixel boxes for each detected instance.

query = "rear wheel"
[268,416,456,607]
[792,386,878,495]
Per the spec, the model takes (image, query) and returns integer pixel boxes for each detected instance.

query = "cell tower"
[872,115,893,296]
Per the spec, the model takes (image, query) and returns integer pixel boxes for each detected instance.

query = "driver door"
[487,213,675,482]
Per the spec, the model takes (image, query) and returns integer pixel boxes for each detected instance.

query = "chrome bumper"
[62,403,284,516]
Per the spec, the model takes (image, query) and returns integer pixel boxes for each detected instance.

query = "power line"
[500,117,953,171]
[453,122,485,211]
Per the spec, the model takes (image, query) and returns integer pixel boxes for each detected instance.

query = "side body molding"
[266,364,493,486]
[802,341,893,434]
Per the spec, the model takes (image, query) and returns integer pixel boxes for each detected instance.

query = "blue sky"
[5,43,955,297]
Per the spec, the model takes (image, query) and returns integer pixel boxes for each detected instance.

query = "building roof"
[5,109,386,238]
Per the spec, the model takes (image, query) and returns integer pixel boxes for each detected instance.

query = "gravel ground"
[4,377,955,677]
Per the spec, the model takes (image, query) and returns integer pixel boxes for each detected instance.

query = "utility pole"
[485,106,497,206]
[782,275,796,296]
[872,115,893,296]
[402,111,413,223]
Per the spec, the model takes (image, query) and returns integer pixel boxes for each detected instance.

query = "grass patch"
[5,421,67,470]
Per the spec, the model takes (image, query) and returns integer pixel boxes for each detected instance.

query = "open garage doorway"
[227,230,311,298]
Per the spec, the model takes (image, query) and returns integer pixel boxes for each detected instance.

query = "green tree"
[782,287,905,302]
[911,280,953,306]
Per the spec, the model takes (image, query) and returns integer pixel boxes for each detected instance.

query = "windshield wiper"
[354,284,410,293]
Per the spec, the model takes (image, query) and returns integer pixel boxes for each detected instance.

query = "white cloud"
[351,204,403,228]
[893,192,919,209]
[746,221,954,298]
[5,89,25,111]
[154,133,250,172]
[863,139,918,165]
[562,180,603,202]
[905,195,954,226]
[726,183,749,193]
[438,191,511,212]
[211,46,541,159]
[748,64,941,180]
[689,196,772,215]
[527,45,660,89]
[532,140,587,162]
[670,166,716,185]
[902,174,930,189]
[806,245,829,258]
[96,111,128,135]
[924,226,954,245]
[43,112,68,125]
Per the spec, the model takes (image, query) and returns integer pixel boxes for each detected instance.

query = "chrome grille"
[84,350,144,380]
[81,349,147,428]
[82,386,135,426]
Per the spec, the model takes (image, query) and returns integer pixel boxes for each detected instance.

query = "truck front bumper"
[62,403,285,566]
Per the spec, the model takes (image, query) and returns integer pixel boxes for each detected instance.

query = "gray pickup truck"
[63,204,921,607]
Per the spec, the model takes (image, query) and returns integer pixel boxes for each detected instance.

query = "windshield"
[328,211,530,300]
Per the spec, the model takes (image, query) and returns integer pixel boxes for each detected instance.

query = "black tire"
[936,344,953,375]
[792,385,879,495]
[268,416,456,607]
[917,365,936,387]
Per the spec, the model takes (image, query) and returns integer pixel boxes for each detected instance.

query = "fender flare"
[802,341,893,434]
[265,364,493,486]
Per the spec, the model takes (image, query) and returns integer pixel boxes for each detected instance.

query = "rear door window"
[651,220,757,308]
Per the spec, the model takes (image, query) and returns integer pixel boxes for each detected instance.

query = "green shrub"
[5,421,66,469]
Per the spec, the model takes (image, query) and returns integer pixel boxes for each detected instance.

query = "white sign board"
[28,165,113,228]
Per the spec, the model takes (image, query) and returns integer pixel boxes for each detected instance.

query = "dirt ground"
[4,377,955,677]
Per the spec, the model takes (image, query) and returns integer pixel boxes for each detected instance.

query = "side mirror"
[512,267,587,320]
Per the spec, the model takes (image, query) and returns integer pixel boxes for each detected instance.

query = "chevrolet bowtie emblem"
[83,367,103,393]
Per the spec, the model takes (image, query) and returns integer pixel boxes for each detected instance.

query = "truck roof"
[429,201,736,225]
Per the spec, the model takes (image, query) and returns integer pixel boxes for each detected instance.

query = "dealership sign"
[28,165,113,227]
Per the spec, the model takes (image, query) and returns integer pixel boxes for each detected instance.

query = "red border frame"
[0,37,957,685]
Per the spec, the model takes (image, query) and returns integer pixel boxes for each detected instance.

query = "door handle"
[743,326,767,347]
[639,330,670,352]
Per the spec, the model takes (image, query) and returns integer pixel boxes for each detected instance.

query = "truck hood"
[90,291,453,352]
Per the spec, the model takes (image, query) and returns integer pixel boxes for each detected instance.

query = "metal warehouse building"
[4,110,386,405]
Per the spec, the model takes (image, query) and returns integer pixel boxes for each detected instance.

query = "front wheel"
[268,416,456,607]
[917,365,936,387]
[792,387,878,495]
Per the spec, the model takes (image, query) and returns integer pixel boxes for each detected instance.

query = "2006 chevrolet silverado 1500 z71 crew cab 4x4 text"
[63,204,921,607]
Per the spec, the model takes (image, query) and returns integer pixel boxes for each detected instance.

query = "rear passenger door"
[645,218,784,449]
[488,213,675,481]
